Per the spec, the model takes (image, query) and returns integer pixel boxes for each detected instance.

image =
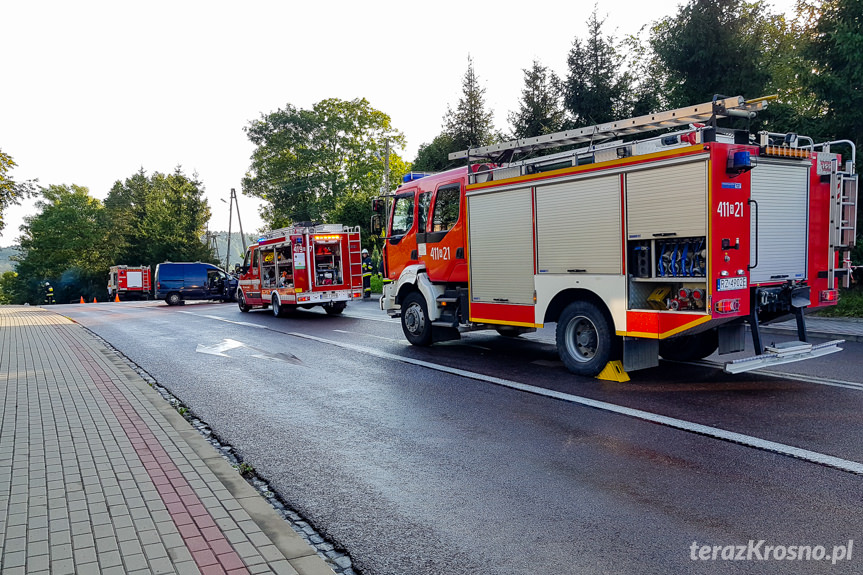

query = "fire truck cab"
[375,96,858,376]
[236,223,363,316]
[107,265,151,301]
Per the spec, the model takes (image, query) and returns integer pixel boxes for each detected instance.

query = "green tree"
[104,168,151,265]
[140,168,214,264]
[621,31,667,116]
[508,60,565,138]
[801,0,863,160]
[0,270,18,304]
[15,184,112,303]
[650,0,776,108]
[412,133,457,172]
[443,56,498,152]
[242,98,406,231]
[562,8,632,127]
[105,167,215,269]
[0,149,37,235]
[800,0,863,262]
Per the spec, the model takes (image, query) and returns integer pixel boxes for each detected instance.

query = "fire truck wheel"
[237,292,250,313]
[166,292,182,306]
[325,302,346,315]
[658,330,718,362]
[272,295,290,317]
[401,291,432,346]
[556,301,612,377]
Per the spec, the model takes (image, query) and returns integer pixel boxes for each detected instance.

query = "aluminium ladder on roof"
[449,95,771,161]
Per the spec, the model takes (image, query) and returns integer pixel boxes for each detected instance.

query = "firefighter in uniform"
[361,249,372,298]
[44,282,54,305]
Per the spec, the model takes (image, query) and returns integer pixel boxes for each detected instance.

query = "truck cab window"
[432,184,460,232]
[390,194,415,236]
[418,192,431,233]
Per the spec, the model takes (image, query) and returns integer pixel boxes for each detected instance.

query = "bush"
[370,274,383,294]
[816,287,863,317]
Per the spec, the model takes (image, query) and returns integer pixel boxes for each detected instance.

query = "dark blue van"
[154,262,238,306]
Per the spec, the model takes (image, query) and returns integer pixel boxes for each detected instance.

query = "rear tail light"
[820,289,838,303]
[714,299,740,314]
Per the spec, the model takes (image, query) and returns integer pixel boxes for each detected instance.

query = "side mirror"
[372,198,385,214]
[371,214,383,237]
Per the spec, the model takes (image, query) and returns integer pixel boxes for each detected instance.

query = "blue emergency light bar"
[403,172,430,183]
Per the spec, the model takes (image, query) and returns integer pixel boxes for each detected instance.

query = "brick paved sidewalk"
[0,306,335,575]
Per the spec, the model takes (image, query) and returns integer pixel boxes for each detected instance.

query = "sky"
[0,0,797,246]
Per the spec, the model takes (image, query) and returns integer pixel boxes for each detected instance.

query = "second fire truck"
[107,265,151,301]
[374,95,858,376]
[236,223,364,316]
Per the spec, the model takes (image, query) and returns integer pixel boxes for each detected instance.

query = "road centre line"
[177,310,267,328]
[343,311,400,324]
[290,332,863,476]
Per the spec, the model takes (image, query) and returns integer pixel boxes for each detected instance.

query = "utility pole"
[384,139,390,196]
[223,188,247,271]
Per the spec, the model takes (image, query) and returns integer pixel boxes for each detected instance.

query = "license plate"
[717,277,747,291]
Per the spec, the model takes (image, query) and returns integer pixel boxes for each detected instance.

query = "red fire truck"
[107,265,151,301]
[236,223,364,316]
[374,95,858,376]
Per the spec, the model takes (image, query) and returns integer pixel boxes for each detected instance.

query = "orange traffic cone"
[80,296,85,304]
[93,297,97,303]
[114,293,120,302]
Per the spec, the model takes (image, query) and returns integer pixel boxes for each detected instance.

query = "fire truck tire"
[272,295,290,317]
[325,302,347,315]
[556,301,613,377]
[401,291,432,346]
[237,292,250,313]
[658,330,718,362]
[166,292,182,306]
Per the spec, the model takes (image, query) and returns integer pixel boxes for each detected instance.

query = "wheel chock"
[595,360,630,382]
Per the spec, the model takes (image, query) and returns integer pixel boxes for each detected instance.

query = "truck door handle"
[493,298,509,302]
[567,269,587,273]
[748,198,759,270]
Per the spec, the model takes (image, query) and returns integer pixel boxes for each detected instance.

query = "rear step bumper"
[724,340,844,374]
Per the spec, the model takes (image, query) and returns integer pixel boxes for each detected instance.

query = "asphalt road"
[59,299,863,575]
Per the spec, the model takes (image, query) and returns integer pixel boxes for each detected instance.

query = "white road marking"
[195,339,245,356]
[178,311,267,329]
[333,329,405,343]
[195,338,301,364]
[343,311,400,324]
[290,332,863,476]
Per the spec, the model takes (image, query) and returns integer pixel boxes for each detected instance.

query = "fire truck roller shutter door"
[468,187,534,305]
[535,175,620,274]
[626,161,708,239]
[749,161,809,284]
